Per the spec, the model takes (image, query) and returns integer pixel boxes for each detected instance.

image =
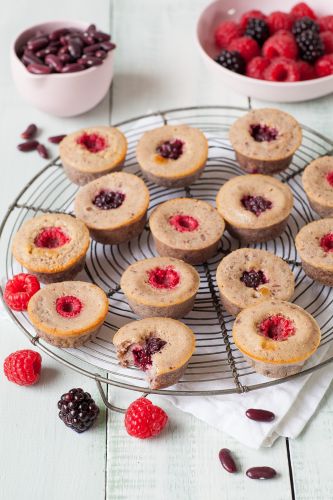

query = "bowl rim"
[196,0,333,87]
[11,19,113,79]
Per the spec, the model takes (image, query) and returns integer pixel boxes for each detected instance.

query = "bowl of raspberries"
[197,0,333,101]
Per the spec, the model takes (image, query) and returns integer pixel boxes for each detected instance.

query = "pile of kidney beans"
[18,24,116,74]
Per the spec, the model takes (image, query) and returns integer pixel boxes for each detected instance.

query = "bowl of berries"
[197,0,333,102]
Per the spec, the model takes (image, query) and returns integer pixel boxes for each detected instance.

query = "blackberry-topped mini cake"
[74,172,149,245]
[216,174,293,243]
[295,219,333,286]
[302,156,333,218]
[216,248,295,316]
[60,126,127,186]
[28,281,108,348]
[12,213,90,283]
[229,109,302,175]
[136,125,208,187]
[232,300,321,378]
[121,256,200,318]
[149,198,225,264]
[113,317,195,389]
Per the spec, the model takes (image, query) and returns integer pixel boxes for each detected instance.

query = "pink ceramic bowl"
[197,0,333,102]
[11,21,114,117]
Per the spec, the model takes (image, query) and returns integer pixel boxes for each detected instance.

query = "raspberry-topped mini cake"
[136,125,208,187]
[59,126,127,186]
[216,248,295,316]
[12,213,90,283]
[302,156,333,218]
[28,281,108,348]
[232,300,321,378]
[113,317,195,389]
[216,174,293,243]
[121,256,199,318]
[295,219,333,286]
[74,172,149,245]
[149,198,225,264]
[229,109,302,174]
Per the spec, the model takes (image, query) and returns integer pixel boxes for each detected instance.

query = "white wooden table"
[1,1,333,499]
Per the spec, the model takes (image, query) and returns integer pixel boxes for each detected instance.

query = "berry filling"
[56,295,83,318]
[132,337,167,371]
[156,139,184,160]
[258,314,296,341]
[240,269,268,289]
[169,214,199,232]
[34,226,70,249]
[92,190,125,210]
[76,132,107,153]
[320,233,333,252]
[241,195,272,216]
[147,266,180,289]
[250,124,278,142]
[326,171,333,187]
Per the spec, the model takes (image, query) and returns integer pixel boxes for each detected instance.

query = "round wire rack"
[1,105,333,405]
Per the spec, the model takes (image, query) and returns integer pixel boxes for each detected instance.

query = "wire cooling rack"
[1,105,333,406]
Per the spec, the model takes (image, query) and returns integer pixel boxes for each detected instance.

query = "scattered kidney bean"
[27,63,52,74]
[48,134,67,144]
[219,449,237,473]
[17,140,39,152]
[245,409,275,422]
[21,124,37,140]
[246,467,277,480]
[37,144,49,159]
[61,63,85,73]
[45,54,63,72]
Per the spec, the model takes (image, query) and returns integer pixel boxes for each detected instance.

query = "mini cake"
[121,257,200,318]
[12,213,90,283]
[229,108,302,175]
[74,172,150,245]
[216,174,293,243]
[149,198,225,264]
[302,156,333,218]
[59,126,127,186]
[28,281,108,348]
[295,219,333,286]
[113,317,195,389]
[216,248,295,316]
[232,299,321,378]
[136,124,208,187]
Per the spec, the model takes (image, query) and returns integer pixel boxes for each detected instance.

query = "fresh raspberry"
[262,31,298,59]
[56,296,83,318]
[148,266,180,289]
[297,60,316,80]
[264,57,301,81]
[240,10,267,31]
[259,315,296,341]
[318,16,333,33]
[246,56,271,79]
[315,54,333,77]
[4,349,42,385]
[4,273,40,311]
[169,214,199,232]
[34,226,70,249]
[76,132,107,153]
[267,12,294,34]
[214,21,242,49]
[320,233,333,252]
[228,36,260,63]
[124,398,168,439]
[321,31,333,54]
[290,3,317,21]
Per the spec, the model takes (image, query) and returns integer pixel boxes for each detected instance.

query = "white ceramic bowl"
[197,0,333,102]
[11,21,114,117]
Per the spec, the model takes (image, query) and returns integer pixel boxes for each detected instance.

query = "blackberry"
[58,388,100,433]
[292,16,319,38]
[245,18,270,46]
[297,30,324,62]
[241,195,272,216]
[156,139,184,160]
[240,269,268,290]
[215,50,245,74]
[93,190,125,210]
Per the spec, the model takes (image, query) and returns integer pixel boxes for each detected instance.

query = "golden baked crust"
[295,218,333,272]
[303,156,333,212]
[12,213,90,274]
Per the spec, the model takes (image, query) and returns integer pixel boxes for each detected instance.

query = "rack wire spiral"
[1,105,333,403]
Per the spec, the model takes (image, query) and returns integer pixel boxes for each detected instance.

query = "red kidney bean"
[60,35,69,46]
[17,140,39,152]
[58,46,69,56]
[45,54,63,72]
[48,134,67,144]
[95,50,107,59]
[27,36,49,52]
[87,24,96,33]
[37,144,49,159]
[219,449,237,473]
[83,43,101,54]
[49,28,69,40]
[22,50,43,66]
[61,63,85,73]
[100,41,116,51]
[58,53,72,63]
[246,409,275,422]
[36,47,58,58]
[94,31,111,42]
[27,63,52,74]
[83,56,102,66]
[246,467,277,480]
[68,39,82,59]
[20,124,37,140]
